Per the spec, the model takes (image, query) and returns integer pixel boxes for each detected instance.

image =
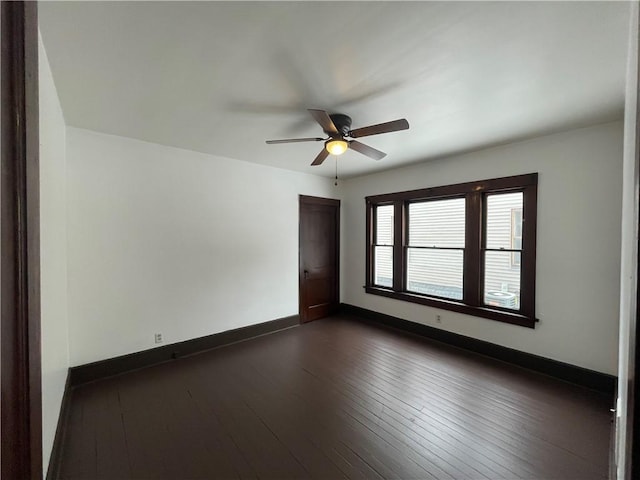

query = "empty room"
[2,1,640,479]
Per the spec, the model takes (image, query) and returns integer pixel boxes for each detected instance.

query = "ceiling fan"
[265,109,409,166]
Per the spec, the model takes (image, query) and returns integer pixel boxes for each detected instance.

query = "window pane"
[484,251,521,310]
[486,192,523,250]
[408,198,465,248]
[376,205,394,245]
[407,248,463,300]
[374,246,393,287]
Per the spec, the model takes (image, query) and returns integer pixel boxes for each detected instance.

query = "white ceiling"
[39,1,630,179]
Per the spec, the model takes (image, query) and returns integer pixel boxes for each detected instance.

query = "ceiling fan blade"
[311,149,330,166]
[308,109,338,134]
[349,140,387,161]
[266,137,324,144]
[349,118,409,138]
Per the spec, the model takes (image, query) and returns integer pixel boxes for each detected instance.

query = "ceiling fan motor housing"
[328,114,352,137]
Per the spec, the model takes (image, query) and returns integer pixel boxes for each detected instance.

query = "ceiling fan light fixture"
[325,139,348,156]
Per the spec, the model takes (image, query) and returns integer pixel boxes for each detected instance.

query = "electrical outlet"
[436,315,442,324]
[154,333,163,344]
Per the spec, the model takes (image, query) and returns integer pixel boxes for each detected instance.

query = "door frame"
[614,5,640,477]
[631,67,640,476]
[298,195,340,323]
[1,2,43,478]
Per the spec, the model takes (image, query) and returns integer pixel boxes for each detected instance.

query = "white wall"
[342,121,623,375]
[39,33,69,473]
[66,128,337,366]
[616,2,638,478]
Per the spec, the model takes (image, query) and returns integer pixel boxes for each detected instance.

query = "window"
[406,198,465,300]
[373,205,394,287]
[366,174,537,328]
[484,192,523,310]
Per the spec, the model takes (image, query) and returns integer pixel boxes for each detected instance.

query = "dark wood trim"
[69,315,299,386]
[631,243,639,480]
[45,372,72,480]
[364,286,536,328]
[335,199,341,315]
[464,191,481,306]
[341,303,615,394]
[365,173,538,204]
[520,183,538,319]
[392,201,404,291]
[1,2,43,479]
[299,194,340,207]
[365,199,373,286]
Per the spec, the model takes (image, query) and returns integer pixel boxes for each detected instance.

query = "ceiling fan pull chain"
[334,156,338,186]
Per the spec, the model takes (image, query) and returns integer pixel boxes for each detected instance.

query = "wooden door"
[299,195,340,323]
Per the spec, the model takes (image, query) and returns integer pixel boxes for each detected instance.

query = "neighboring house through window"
[511,207,523,267]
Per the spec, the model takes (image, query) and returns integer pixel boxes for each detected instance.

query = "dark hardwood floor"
[56,315,612,479]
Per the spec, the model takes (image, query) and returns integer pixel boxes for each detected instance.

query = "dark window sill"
[364,286,537,328]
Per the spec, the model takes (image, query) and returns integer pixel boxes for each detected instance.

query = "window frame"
[365,173,538,328]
